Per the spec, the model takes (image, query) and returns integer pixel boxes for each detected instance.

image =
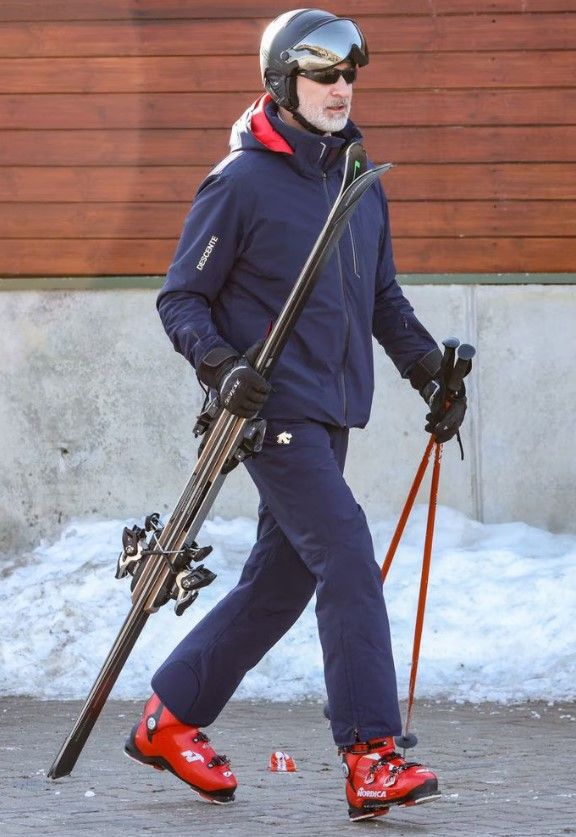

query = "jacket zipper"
[323,173,350,426]
[348,221,360,278]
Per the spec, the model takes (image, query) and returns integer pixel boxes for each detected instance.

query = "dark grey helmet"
[260,8,369,112]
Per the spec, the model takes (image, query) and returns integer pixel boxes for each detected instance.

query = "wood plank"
[0,167,206,202]
[0,52,573,94]
[394,237,576,272]
[0,238,175,276]
[2,164,575,202]
[0,0,574,22]
[0,92,253,129]
[0,203,188,238]
[384,164,576,201]
[367,127,576,164]
[0,19,261,58]
[1,237,574,276]
[2,201,574,239]
[365,13,576,52]
[3,126,576,166]
[2,14,574,57]
[0,130,229,166]
[2,88,575,129]
[0,56,259,94]
[389,201,576,237]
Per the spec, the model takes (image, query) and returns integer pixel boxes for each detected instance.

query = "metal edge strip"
[0,274,575,291]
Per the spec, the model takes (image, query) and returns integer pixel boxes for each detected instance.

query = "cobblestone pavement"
[0,698,575,837]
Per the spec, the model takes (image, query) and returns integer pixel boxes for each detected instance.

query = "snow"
[1,507,575,704]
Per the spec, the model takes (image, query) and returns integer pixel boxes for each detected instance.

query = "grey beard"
[297,100,351,133]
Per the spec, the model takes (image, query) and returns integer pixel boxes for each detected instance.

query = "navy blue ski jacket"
[157,95,438,428]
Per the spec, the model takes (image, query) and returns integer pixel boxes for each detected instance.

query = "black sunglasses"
[297,66,357,86]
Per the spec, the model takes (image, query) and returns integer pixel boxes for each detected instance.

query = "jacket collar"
[234,93,363,179]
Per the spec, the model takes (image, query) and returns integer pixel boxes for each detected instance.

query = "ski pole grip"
[441,337,460,389]
[447,343,476,395]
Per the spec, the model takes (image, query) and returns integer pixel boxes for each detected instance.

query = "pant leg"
[152,500,316,725]
[244,420,402,746]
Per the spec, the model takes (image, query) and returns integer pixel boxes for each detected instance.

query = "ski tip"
[373,162,394,177]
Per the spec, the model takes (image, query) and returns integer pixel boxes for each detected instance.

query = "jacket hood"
[229,93,363,177]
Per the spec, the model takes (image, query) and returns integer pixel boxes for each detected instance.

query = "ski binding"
[115,512,216,616]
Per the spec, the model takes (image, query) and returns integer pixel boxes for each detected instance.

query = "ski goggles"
[297,65,357,85]
[284,18,368,72]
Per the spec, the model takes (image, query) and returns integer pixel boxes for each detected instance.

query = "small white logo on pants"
[181,750,205,763]
[276,432,292,445]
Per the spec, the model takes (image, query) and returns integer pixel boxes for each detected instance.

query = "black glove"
[409,347,467,443]
[424,381,467,443]
[197,343,271,418]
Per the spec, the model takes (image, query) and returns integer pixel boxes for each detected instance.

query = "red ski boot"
[125,694,237,804]
[341,737,440,821]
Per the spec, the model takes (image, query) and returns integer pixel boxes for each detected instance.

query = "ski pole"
[380,435,435,584]
[325,340,475,731]
[386,339,475,751]
[395,439,442,750]
[381,337,459,584]
[381,337,460,584]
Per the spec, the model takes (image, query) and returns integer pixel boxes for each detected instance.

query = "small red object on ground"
[268,751,297,772]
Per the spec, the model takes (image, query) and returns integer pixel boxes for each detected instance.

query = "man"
[124,9,466,822]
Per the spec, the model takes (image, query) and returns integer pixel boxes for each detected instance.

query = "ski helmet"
[260,8,369,113]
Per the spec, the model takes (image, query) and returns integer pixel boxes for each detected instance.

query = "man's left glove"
[197,343,271,418]
[424,383,467,443]
[409,347,467,443]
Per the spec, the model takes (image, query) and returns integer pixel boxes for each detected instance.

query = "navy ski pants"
[152,419,402,746]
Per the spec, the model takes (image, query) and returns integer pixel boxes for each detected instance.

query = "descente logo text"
[196,235,219,271]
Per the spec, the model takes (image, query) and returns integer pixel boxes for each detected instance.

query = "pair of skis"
[48,142,392,779]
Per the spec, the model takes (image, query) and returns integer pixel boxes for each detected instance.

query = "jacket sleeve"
[372,185,439,380]
[156,170,246,370]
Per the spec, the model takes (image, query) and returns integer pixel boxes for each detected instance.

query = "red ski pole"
[379,438,441,750]
[383,340,475,750]
[401,440,442,746]
[381,435,435,584]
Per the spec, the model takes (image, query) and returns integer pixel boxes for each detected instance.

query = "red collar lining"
[250,94,294,155]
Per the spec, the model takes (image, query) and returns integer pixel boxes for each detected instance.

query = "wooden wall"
[0,0,575,277]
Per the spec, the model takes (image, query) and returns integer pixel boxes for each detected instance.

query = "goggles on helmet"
[281,18,368,72]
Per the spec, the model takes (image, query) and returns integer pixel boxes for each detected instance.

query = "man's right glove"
[197,343,271,419]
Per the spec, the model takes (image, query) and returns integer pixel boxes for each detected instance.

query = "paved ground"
[0,698,575,836]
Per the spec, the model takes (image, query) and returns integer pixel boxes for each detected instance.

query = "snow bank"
[1,508,574,703]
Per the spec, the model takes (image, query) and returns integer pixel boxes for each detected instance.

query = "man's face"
[295,61,354,133]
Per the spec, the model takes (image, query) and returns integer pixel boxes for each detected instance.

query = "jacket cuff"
[408,347,443,391]
[197,346,239,389]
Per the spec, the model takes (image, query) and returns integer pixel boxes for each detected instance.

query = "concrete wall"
[1,284,575,551]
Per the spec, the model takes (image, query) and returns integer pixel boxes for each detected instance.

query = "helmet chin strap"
[272,75,335,135]
[289,107,327,136]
